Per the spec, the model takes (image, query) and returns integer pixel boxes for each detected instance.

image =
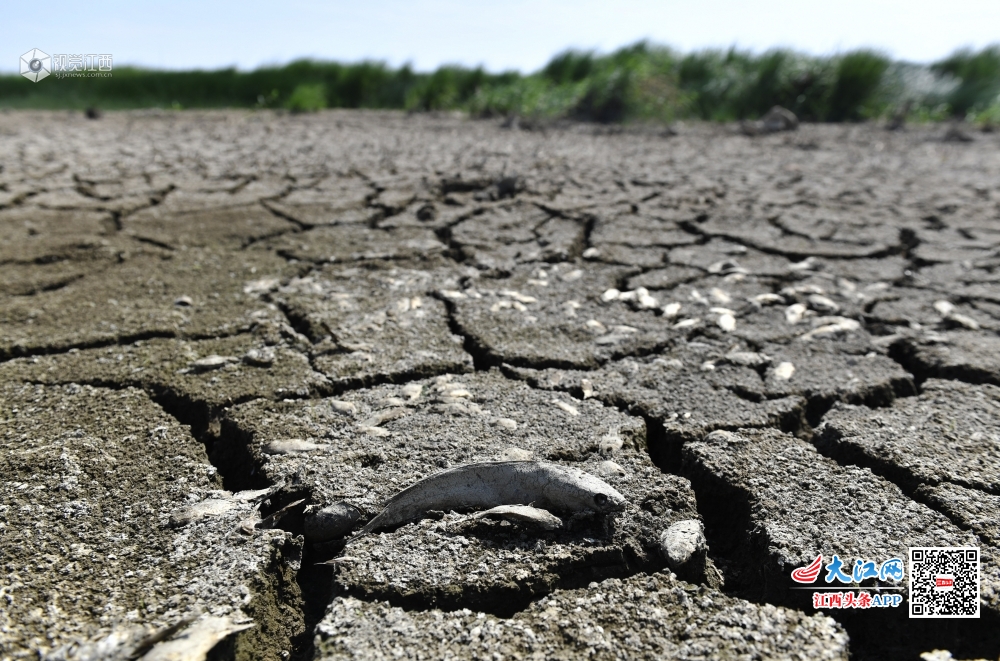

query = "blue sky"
[4,0,1000,73]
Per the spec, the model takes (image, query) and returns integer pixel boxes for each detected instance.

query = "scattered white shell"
[173,295,194,307]
[554,400,579,416]
[188,355,237,371]
[358,425,390,437]
[700,361,716,371]
[597,460,628,478]
[600,288,621,302]
[362,408,410,427]
[263,439,329,455]
[798,317,860,341]
[243,277,280,295]
[242,347,275,367]
[933,300,955,316]
[662,302,681,318]
[440,289,467,300]
[142,616,254,661]
[500,290,537,304]
[581,378,595,399]
[674,318,700,329]
[785,303,807,325]
[753,293,784,305]
[494,418,519,432]
[635,288,659,309]
[560,269,584,282]
[582,247,601,259]
[659,519,707,569]
[788,257,818,271]
[402,384,423,400]
[772,362,795,380]
[717,313,736,332]
[709,288,732,304]
[949,313,980,330]
[330,400,357,415]
[585,319,607,333]
[807,294,840,313]
[724,351,771,367]
[499,446,532,459]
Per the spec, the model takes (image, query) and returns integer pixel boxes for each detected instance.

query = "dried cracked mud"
[2,109,1000,661]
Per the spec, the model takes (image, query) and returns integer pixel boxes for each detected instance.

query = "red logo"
[792,555,823,583]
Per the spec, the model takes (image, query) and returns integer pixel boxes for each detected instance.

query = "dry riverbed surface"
[1,109,999,660]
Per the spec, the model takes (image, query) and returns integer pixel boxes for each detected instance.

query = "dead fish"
[355,461,626,536]
[472,504,563,530]
[141,616,253,661]
[168,499,235,527]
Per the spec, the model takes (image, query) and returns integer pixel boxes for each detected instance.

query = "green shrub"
[932,46,1000,115]
[827,50,891,121]
[286,83,326,112]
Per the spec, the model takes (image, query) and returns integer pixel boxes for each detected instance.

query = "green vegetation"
[2,42,998,124]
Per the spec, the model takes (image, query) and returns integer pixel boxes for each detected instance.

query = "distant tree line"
[2,42,998,124]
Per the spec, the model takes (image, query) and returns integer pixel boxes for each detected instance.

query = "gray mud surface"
[2,110,1000,660]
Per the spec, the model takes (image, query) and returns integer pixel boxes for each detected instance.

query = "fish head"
[544,464,627,514]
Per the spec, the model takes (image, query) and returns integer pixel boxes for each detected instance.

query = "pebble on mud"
[263,438,329,455]
[304,502,363,542]
[659,519,708,569]
[188,354,238,372]
[242,347,275,367]
[330,400,357,415]
[772,362,796,381]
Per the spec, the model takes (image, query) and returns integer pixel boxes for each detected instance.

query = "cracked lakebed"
[2,110,1000,660]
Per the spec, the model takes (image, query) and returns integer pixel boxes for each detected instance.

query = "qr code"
[909,547,980,618]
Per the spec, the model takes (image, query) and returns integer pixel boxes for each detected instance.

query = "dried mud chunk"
[0,334,331,434]
[507,351,806,454]
[261,225,446,263]
[757,342,914,410]
[123,203,297,248]
[0,250,295,359]
[0,383,299,658]
[697,212,896,259]
[271,266,473,388]
[0,206,117,263]
[590,213,699,248]
[817,379,1000,493]
[262,178,377,227]
[890,332,1000,386]
[314,572,849,661]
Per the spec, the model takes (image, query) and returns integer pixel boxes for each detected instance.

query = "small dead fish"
[472,504,563,530]
[140,616,253,661]
[168,499,235,527]
[355,461,626,536]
